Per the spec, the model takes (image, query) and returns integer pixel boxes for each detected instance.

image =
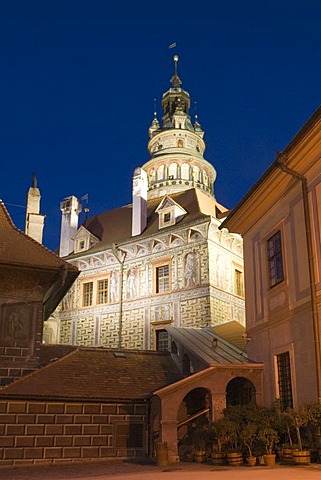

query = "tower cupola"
[142,55,216,200]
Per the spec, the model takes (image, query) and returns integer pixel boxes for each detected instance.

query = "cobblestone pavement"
[1,461,321,480]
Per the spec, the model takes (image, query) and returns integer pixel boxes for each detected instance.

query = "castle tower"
[143,55,217,199]
[25,173,45,244]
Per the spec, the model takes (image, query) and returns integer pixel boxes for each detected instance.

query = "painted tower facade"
[45,57,245,350]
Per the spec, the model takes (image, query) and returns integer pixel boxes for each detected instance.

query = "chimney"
[25,173,45,244]
[59,195,82,257]
[132,167,147,236]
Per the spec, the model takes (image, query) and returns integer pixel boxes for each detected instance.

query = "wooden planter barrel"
[292,450,310,465]
[226,452,243,466]
[211,452,226,466]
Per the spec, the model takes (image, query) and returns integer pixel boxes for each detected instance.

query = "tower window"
[82,282,93,307]
[267,231,284,287]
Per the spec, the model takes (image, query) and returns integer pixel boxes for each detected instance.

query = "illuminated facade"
[46,57,245,350]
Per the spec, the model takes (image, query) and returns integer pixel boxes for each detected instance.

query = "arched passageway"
[177,387,211,456]
[226,376,256,406]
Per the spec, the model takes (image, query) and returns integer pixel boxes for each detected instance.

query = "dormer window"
[73,226,99,254]
[155,196,187,230]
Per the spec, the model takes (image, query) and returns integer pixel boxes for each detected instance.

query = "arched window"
[181,163,190,180]
[157,165,165,181]
[193,166,200,182]
[168,163,178,179]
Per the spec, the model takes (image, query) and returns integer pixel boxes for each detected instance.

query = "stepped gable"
[0,348,183,401]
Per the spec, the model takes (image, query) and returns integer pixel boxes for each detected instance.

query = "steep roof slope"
[68,188,226,258]
[0,200,79,317]
[0,348,183,401]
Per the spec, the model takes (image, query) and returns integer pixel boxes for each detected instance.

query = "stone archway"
[177,387,212,459]
[226,376,256,406]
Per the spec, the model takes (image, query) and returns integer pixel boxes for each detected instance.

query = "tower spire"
[170,54,182,87]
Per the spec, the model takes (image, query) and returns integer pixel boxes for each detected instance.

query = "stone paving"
[1,461,321,480]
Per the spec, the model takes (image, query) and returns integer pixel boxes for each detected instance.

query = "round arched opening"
[177,387,212,460]
[226,377,256,406]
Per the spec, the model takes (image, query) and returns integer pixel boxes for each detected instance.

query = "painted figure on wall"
[127,269,138,299]
[184,252,199,287]
[110,271,119,303]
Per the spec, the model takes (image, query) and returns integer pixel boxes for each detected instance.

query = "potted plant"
[240,423,258,466]
[285,405,311,464]
[258,427,279,467]
[207,417,231,465]
[190,426,208,463]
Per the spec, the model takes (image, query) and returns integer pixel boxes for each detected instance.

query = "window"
[164,212,171,223]
[234,269,244,297]
[276,352,293,410]
[79,240,85,250]
[156,265,169,293]
[82,282,93,307]
[267,231,284,287]
[97,279,108,304]
[80,277,111,308]
[156,329,169,351]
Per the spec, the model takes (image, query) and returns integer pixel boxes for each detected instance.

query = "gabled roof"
[67,188,227,258]
[166,325,250,365]
[0,348,183,401]
[0,200,79,318]
[0,200,73,271]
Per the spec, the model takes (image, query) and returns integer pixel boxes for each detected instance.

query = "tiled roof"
[0,348,183,401]
[0,200,77,272]
[68,188,226,258]
[212,321,247,351]
[166,325,250,365]
[0,200,79,318]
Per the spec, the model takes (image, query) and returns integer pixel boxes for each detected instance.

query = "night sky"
[1,2,321,251]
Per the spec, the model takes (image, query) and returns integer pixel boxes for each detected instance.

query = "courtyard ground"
[1,460,321,480]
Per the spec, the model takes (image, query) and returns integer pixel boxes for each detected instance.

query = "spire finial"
[170,54,182,87]
[32,173,37,188]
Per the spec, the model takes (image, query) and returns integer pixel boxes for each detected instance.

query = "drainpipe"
[112,244,126,349]
[276,152,321,404]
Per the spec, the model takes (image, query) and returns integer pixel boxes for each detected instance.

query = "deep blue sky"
[1,2,321,251]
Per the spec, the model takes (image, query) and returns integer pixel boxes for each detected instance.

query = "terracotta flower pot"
[264,454,276,467]
[246,456,257,466]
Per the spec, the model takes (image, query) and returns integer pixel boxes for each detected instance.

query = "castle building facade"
[46,56,245,350]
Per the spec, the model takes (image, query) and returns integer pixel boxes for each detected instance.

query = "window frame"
[267,230,284,288]
[234,267,244,297]
[275,351,293,411]
[82,281,94,307]
[80,275,110,308]
[152,257,172,295]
